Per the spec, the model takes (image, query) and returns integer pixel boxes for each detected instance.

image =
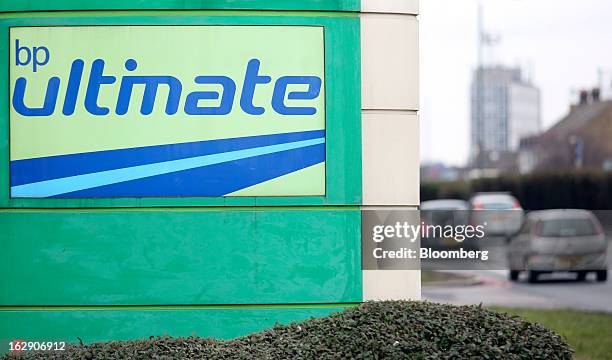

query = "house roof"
[543,100,612,141]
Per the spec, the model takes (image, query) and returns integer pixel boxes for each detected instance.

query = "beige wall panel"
[361,13,419,110]
[363,270,421,300]
[361,0,419,15]
[362,111,420,206]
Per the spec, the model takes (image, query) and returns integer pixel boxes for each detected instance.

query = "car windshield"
[538,218,598,237]
[479,203,514,210]
[472,194,517,209]
[421,201,467,210]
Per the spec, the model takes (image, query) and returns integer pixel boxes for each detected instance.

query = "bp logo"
[9,26,326,198]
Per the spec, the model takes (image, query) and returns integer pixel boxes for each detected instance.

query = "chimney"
[592,87,601,102]
[579,90,589,105]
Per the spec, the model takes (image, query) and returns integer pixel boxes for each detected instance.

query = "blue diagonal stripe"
[11,137,325,198]
[11,130,325,186]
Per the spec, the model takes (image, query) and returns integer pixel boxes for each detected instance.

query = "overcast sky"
[420,0,612,166]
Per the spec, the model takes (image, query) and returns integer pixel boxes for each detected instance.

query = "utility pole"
[475,1,484,173]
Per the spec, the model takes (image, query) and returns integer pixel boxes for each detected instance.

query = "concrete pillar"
[360,0,421,300]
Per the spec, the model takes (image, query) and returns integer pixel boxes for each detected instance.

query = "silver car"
[469,192,524,236]
[508,209,608,283]
[421,200,471,249]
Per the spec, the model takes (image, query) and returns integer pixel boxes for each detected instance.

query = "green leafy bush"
[5,301,572,360]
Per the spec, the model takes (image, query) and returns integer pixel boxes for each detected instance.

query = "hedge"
[4,301,573,359]
[422,170,612,210]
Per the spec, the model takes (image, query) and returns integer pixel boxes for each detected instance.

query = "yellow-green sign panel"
[9,26,325,198]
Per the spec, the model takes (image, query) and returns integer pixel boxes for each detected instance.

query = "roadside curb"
[422,274,484,288]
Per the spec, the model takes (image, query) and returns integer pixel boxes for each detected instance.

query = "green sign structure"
[0,0,421,353]
[0,2,362,350]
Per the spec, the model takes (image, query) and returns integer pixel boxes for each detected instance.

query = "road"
[421,214,612,312]
[423,269,612,312]
[422,240,612,312]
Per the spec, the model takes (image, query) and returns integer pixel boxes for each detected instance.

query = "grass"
[491,307,612,360]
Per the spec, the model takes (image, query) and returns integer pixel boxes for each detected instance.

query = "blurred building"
[420,163,465,182]
[470,66,541,173]
[519,89,612,173]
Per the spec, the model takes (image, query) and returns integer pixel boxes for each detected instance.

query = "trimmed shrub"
[5,301,572,359]
[422,170,612,210]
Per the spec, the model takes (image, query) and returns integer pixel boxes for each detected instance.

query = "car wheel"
[597,270,608,282]
[576,271,587,281]
[509,270,519,281]
[528,271,539,283]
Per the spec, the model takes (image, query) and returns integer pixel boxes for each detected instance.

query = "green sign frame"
[0,0,360,13]
[0,11,361,208]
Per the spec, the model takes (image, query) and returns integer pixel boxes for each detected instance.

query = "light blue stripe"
[11,137,325,198]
